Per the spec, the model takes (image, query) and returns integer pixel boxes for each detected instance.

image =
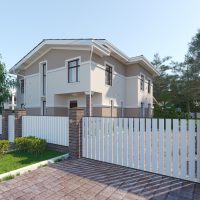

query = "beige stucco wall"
[24,49,90,76]
[16,49,154,116]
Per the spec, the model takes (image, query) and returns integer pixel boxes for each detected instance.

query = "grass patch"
[0,149,64,174]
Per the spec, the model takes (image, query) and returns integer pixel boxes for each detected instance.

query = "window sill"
[68,81,80,84]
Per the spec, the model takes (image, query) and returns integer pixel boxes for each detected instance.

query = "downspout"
[89,41,94,116]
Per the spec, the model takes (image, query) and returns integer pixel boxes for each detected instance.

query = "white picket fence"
[0,115,2,135]
[82,117,200,183]
[22,116,69,146]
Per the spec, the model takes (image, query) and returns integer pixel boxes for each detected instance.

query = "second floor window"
[42,63,46,95]
[148,80,151,93]
[140,74,144,91]
[105,64,112,86]
[68,59,80,83]
[20,79,24,94]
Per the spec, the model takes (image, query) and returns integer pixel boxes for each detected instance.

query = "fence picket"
[100,118,104,161]
[140,118,145,170]
[118,118,123,166]
[146,118,151,171]
[123,118,128,167]
[197,120,200,182]
[109,118,113,163]
[152,119,158,173]
[95,118,99,160]
[172,119,179,178]
[166,119,171,176]
[128,118,133,168]
[134,118,139,169]
[159,119,164,174]
[113,118,118,164]
[104,118,109,162]
[189,120,196,180]
[180,119,187,179]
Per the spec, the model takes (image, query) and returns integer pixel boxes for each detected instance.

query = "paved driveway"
[0,158,200,200]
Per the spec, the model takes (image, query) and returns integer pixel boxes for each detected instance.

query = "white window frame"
[65,56,81,83]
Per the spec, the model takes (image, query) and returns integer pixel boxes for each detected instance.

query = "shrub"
[0,140,10,156]
[14,136,47,154]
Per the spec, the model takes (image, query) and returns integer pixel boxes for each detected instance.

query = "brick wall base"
[69,108,85,158]
[47,143,69,153]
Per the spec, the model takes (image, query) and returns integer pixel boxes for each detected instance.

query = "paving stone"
[0,158,199,200]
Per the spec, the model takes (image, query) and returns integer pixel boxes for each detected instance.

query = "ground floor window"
[70,100,78,108]
[42,101,46,116]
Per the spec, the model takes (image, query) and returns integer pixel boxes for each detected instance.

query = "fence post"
[14,109,27,138]
[2,110,13,140]
[69,108,85,158]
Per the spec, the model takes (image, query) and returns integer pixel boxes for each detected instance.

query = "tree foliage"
[153,30,200,118]
[0,55,15,113]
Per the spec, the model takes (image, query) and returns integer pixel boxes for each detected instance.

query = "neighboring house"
[9,39,159,117]
[3,88,16,110]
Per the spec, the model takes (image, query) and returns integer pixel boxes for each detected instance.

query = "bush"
[14,136,47,154]
[0,140,10,156]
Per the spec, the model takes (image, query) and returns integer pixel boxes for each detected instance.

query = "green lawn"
[0,149,64,174]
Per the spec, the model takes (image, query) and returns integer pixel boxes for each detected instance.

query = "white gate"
[82,117,200,183]
[8,115,15,142]
[0,115,2,135]
[22,116,69,146]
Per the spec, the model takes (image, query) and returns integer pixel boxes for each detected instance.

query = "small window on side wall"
[70,100,78,108]
[20,79,24,94]
[140,75,144,91]
[148,80,151,94]
[105,64,112,86]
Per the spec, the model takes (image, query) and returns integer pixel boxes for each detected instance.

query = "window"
[70,100,78,108]
[42,101,46,116]
[105,64,112,86]
[148,80,151,93]
[20,79,24,94]
[68,59,80,83]
[42,63,46,95]
[140,75,144,91]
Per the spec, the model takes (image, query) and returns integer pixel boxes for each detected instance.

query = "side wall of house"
[16,49,154,117]
[17,49,91,115]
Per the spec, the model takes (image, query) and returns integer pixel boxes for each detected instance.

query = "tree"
[152,30,200,117]
[0,55,15,113]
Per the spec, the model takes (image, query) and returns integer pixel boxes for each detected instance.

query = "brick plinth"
[69,108,84,158]
[15,109,26,138]
[2,110,13,140]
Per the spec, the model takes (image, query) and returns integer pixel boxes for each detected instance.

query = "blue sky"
[1,0,200,70]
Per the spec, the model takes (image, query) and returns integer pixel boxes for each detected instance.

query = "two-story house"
[9,39,159,117]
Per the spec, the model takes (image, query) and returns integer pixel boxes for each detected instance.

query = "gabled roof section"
[9,38,159,76]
